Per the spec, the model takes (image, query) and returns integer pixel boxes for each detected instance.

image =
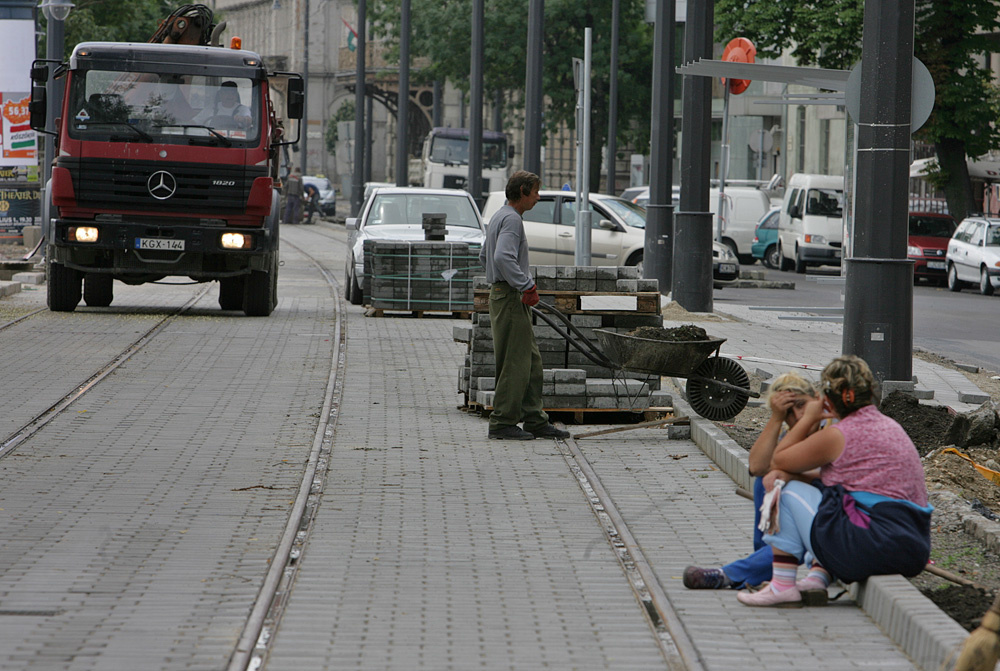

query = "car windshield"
[805,188,843,217]
[67,70,260,144]
[909,215,955,238]
[367,193,481,229]
[602,198,647,229]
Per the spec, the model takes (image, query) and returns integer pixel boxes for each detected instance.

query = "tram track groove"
[0,306,48,333]
[227,237,347,671]
[0,285,212,460]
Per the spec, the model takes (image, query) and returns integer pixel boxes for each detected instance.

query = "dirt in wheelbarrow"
[628,324,710,342]
[708,361,1000,632]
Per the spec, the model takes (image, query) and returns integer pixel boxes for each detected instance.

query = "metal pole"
[673,0,714,312]
[395,0,409,186]
[43,10,66,191]
[716,85,730,243]
[523,0,543,175]
[351,0,366,216]
[301,0,309,174]
[469,0,483,206]
[575,28,592,265]
[432,80,442,126]
[365,93,373,184]
[606,0,619,196]
[645,0,675,289]
[842,0,915,384]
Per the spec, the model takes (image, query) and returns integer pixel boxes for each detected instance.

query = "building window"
[796,107,806,173]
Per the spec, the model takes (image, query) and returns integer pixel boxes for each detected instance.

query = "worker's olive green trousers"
[488,282,549,432]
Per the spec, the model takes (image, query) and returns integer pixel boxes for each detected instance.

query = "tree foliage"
[325,101,356,155]
[58,0,184,56]
[367,0,654,189]
[715,0,1000,220]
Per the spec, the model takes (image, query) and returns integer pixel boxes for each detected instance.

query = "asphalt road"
[715,265,1000,373]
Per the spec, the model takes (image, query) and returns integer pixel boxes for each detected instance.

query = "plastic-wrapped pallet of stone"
[364,239,482,313]
[455,265,672,414]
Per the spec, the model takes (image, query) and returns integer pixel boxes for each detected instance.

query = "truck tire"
[243,255,277,316]
[83,273,114,307]
[219,276,246,310]
[48,261,82,312]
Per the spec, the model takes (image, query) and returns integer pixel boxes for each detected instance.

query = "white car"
[946,216,1000,295]
[344,187,486,305]
[481,190,739,283]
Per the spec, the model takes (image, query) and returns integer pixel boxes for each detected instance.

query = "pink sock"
[770,558,798,592]
[806,564,831,588]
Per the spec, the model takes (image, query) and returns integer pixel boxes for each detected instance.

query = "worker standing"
[283,167,304,224]
[479,171,570,441]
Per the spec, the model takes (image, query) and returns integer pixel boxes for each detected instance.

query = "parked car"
[946,216,1000,295]
[751,206,782,268]
[626,184,772,263]
[302,175,336,216]
[908,212,956,285]
[344,187,486,305]
[777,173,844,273]
[481,190,739,284]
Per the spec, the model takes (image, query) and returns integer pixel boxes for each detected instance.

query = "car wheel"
[348,263,363,305]
[763,244,779,269]
[981,267,995,296]
[626,252,643,278]
[779,241,794,272]
[947,264,964,292]
[794,246,806,274]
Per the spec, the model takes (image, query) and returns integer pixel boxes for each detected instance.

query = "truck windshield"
[429,135,507,169]
[67,70,260,144]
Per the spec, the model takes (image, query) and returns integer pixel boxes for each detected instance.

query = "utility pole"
[395,0,409,186]
[469,0,484,206]
[523,0,543,175]
[673,0,714,312]
[606,0,619,196]
[301,0,309,174]
[842,0,915,383]
[350,0,366,216]
[644,0,675,289]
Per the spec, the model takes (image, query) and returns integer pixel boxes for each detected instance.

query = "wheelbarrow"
[531,300,758,421]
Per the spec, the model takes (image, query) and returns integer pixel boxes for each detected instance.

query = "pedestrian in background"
[303,181,320,224]
[283,167,303,225]
[479,171,570,441]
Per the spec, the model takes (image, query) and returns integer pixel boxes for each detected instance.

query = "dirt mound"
[919,584,994,632]
[924,448,1000,514]
[880,391,955,457]
[628,324,709,342]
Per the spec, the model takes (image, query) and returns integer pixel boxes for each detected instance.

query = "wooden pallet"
[365,307,472,319]
[474,290,659,314]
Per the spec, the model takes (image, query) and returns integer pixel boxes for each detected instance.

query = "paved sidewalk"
[265,293,970,669]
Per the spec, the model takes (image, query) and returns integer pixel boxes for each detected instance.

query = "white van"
[710,186,774,263]
[777,173,844,273]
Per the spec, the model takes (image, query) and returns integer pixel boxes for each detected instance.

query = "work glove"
[521,284,540,307]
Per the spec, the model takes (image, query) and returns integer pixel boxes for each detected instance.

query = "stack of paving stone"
[454,266,673,413]
[422,213,446,241]
[363,239,481,313]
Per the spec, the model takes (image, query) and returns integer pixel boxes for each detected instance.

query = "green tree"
[715,0,1000,220]
[59,1,185,56]
[367,0,654,191]
[325,101,356,156]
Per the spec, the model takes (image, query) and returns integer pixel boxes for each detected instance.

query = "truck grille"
[58,158,266,214]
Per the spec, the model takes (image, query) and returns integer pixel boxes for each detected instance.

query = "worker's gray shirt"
[479,204,534,291]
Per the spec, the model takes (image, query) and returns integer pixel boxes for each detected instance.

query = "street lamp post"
[39,0,73,189]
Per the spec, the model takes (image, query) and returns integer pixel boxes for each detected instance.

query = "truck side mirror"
[29,86,47,132]
[286,78,304,120]
[507,144,515,159]
[788,204,801,219]
[30,64,49,84]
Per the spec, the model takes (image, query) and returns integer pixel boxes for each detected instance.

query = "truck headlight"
[804,234,828,245]
[69,226,99,243]
[221,232,252,249]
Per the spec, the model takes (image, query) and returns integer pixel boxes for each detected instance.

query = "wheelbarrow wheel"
[686,356,751,421]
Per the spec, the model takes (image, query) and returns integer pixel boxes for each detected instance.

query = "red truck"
[29,38,303,316]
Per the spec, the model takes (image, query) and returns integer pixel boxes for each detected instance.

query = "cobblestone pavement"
[0,242,337,670]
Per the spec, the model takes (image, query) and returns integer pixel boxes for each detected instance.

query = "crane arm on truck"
[148,4,217,46]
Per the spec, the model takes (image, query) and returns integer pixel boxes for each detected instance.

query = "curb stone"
[669,378,969,671]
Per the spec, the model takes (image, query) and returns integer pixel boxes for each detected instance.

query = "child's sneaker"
[796,575,829,606]
[682,566,731,589]
[736,583,803,608]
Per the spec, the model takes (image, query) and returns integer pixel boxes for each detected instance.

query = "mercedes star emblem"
[147,171,177,200]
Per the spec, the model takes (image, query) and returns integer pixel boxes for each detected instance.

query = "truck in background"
[29,5,303,316]
[417,127,511,198]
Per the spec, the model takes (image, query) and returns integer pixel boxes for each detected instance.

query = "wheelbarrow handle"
[531,300,616,369]
[687,374,761,398]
